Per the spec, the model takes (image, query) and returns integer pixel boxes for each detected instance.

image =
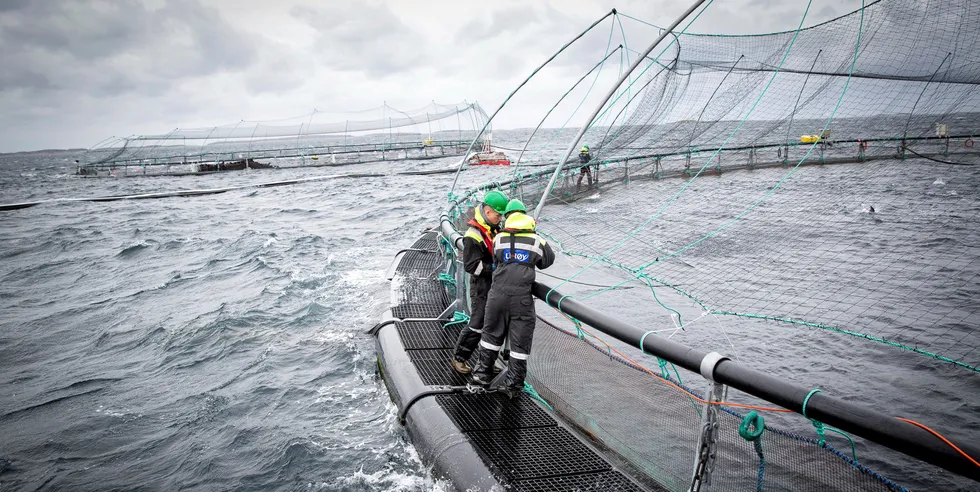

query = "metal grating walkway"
[385,232,653,491]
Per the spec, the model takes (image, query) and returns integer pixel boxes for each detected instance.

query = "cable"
[895,417,980,469]
[904,147,976,166]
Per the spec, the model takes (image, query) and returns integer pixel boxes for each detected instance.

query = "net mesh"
[446,0,980,490]
[80,102,488,176]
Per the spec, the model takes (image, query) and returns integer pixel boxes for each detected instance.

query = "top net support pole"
[533,0,710,219]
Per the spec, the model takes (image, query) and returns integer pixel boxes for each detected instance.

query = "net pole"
[447,10,617,195]
[532,0,710,219]
[516,46,623,167]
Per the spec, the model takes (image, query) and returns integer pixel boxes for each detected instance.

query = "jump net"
[79,101,488,177]
[445,1,980,490]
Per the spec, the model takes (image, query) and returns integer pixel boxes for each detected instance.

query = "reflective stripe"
[473,261,484,276]
[510,351,530,360]
[480,340,502,351]
[468,326,483,334]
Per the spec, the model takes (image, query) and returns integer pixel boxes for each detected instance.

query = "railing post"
[689,352,729,492]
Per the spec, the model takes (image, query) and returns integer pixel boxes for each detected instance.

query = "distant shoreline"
[0,148,87,158]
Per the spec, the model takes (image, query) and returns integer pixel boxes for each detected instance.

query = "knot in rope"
[437,272,456,286]
[739,411,767,492]
[443,311,470,328]
[739,411,766,441]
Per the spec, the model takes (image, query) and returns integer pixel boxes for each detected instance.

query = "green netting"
[445,0,980,490]
[524,315,964,491]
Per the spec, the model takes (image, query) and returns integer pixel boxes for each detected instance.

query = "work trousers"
[452,290,488,362]
[472,289,535,390]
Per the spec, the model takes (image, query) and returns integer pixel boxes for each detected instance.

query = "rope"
[739,411,767,492]
[551,0,813,291]
[443,311,470,328]
[437,272,456,286]
[904,146,976,166]
[522,381,554,411]
[803,389,859,462]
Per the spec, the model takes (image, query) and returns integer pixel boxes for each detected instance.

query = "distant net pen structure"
[379,0,980,491]
[76,101,489,177]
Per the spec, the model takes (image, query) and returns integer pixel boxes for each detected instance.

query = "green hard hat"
[505,199,526,215]
[483,190,508,214]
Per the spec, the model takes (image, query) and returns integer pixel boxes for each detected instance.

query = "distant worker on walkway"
[471,199,555,398]
[576,145,596,190]
[451,190,509,374]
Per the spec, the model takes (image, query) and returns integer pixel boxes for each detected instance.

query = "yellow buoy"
[800,135,821,143]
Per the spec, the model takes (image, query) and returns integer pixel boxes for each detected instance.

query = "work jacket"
[490,212,556,295]
[462,206,499,297]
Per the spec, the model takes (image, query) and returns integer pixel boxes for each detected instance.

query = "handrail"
[435,219,980,483]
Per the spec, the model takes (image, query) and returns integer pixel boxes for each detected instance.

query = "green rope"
[437,272,456,286]
[514,18,617,174]
[640,0,866,268]
[522,381,554,411]
[739,411,767,492]
[554,0,812,290]
[443,311,470,328]
[802,389,859,462]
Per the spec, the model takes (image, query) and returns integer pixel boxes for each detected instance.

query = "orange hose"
[896,417,980,469]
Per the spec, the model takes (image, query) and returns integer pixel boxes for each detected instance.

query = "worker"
[576,145,595,190]
[450,190,509,374]
[470,199,555,398]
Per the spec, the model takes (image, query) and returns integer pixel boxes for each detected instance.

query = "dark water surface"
[1,134,978,491]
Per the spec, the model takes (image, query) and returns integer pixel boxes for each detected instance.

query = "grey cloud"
[454,6,538,44]
[291,1,426,77]
[0,0,259,97]
[0,0,30,13]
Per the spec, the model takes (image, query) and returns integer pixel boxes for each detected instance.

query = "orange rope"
[549,308,980,470]
[896,417,980,469]
[550,308,792,413]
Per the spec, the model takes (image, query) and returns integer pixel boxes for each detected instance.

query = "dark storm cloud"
[0,0,258,96]
[0,0,29,13]
[291,1,426,78]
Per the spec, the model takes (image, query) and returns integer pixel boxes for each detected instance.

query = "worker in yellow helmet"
[471,199,555,398]
[576,145,595,190]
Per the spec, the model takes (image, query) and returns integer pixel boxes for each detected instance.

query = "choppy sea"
[1,129,978,491]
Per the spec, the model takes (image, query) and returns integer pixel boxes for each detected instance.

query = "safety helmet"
[582,145,590,151]
[504,199,526,215]
[482,190,508,214]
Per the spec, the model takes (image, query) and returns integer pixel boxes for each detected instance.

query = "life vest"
[465,207,495,252]
[498,213,539,265]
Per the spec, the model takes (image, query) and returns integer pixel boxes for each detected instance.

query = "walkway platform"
[375,231,660,491]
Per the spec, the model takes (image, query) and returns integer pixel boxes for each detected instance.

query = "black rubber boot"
[503,359,528,392]
[470,347,499,386]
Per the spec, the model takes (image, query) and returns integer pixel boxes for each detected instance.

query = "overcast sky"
[0,0,860,152]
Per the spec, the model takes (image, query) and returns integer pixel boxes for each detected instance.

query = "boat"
[467,134,511,166]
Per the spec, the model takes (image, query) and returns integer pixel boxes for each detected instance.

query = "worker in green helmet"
[577,145,596,190]
[451,190,508,374]
[501,198,525,228]
[471,198,555,398]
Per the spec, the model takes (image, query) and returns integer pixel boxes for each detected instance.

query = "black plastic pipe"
[532,281,980,482]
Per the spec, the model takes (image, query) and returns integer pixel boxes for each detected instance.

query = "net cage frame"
[435,0,980,490]
[76,102,491,177]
